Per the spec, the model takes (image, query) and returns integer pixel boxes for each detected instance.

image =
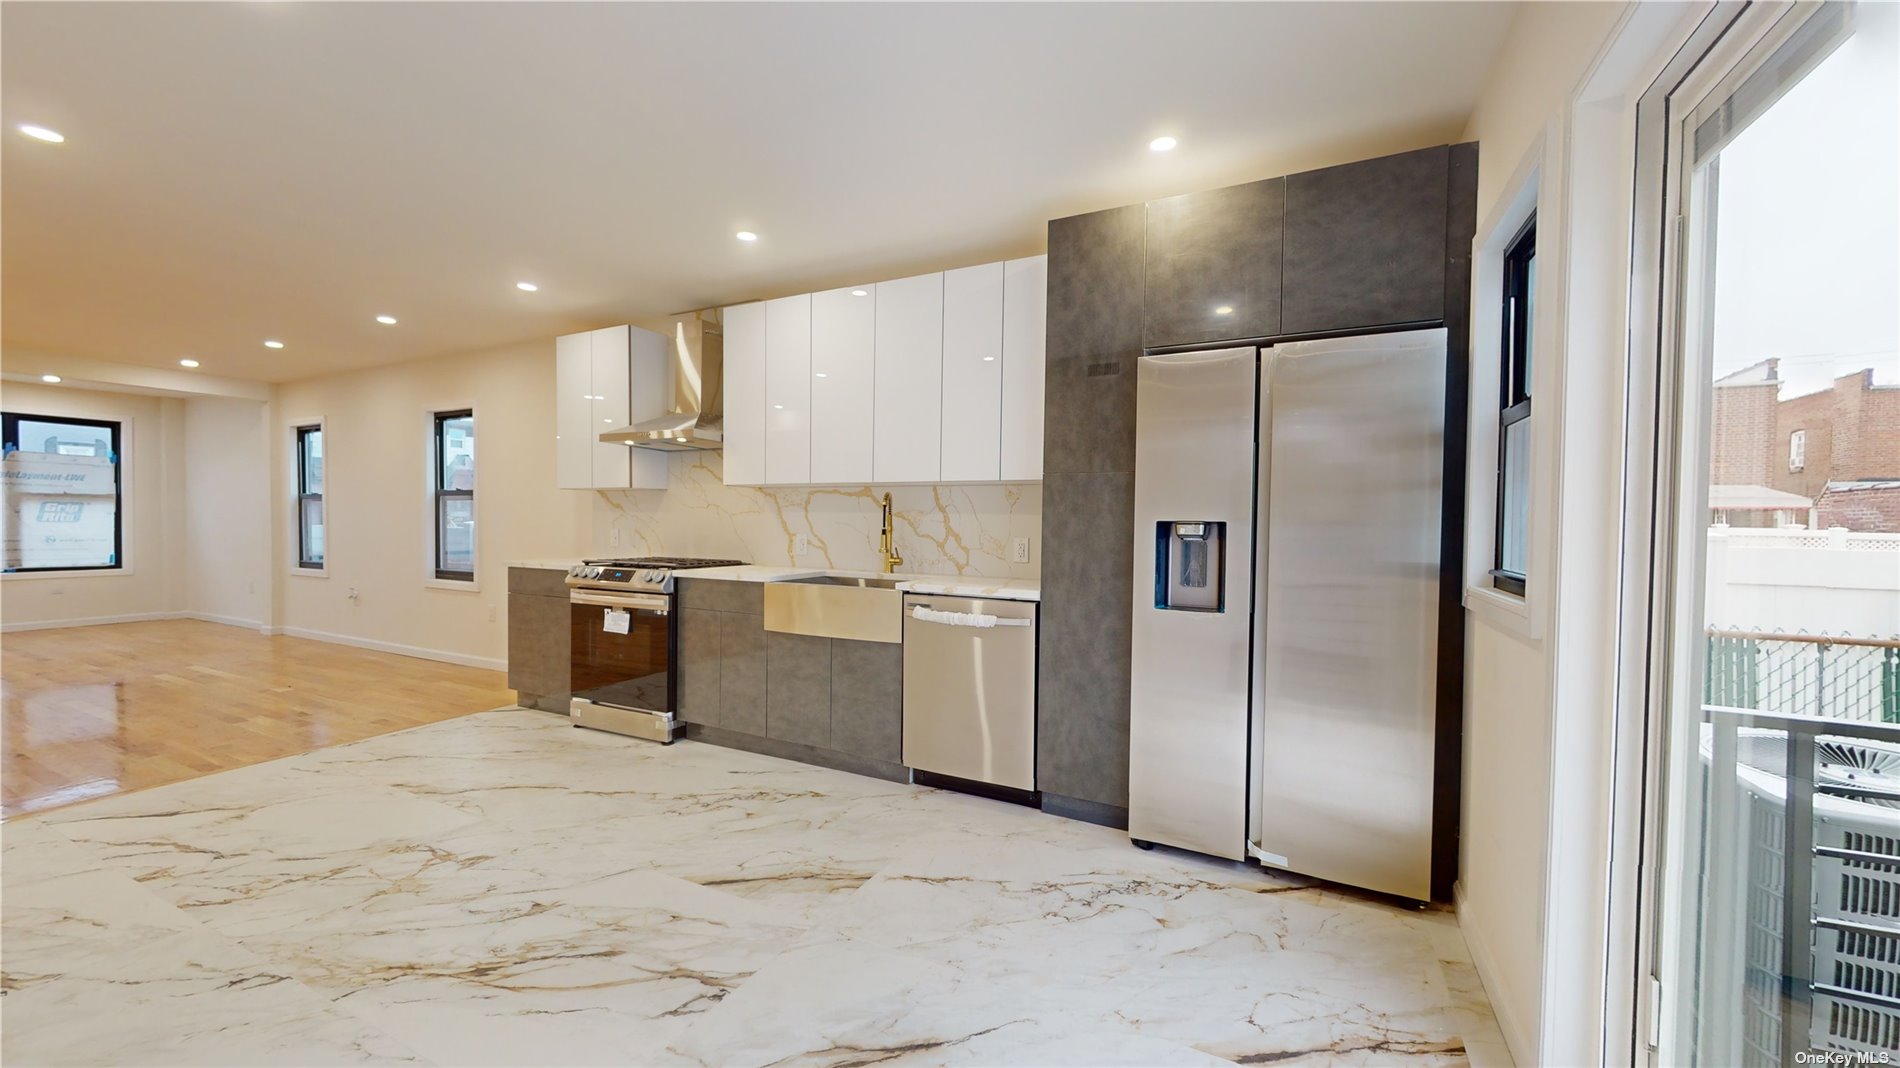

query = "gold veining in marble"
[593,453,1040,578]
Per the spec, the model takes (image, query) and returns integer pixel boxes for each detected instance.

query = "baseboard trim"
[1039,792,1130,831]
[184,611,270,632]
[1455,881,1536,1067]
[274,626,506,672]
[681,723,909,784]
[1,610,186,633]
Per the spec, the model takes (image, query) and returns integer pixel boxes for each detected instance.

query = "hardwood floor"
[0,619,518,819]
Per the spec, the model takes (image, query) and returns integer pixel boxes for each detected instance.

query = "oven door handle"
[570,591,670,614]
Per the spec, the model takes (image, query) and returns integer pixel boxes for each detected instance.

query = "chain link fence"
[1706,630,1900,723]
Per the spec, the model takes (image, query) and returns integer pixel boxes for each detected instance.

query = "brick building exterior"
[1710,359,1900,531]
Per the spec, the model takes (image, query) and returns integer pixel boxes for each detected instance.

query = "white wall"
[183,396,272,628]
[271,339,591,668]
[0,382,187,629]
[1454,2,1632,1063]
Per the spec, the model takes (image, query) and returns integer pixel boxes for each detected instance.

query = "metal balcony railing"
[1707,630,1900,724]
[1702,704,1900,1065]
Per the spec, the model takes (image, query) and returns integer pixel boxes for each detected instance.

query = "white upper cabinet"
[874,272,945,483]
[716,255,1044,488]
[940,262,1005,481]
[590,326,631,489]
[810,285,876,484]
[722,302,766,486]
[556,331,593,489]
[623,326,670,490]
[764,294,813,485]
[555,325,668,490]
[1000,255,1048,481]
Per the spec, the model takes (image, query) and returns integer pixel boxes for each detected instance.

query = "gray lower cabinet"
[506,567,570,713]
[1144,178,1284,348]
[675,578,903,778]
[1280,145,1451,335]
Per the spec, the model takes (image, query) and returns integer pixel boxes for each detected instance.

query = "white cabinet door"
[625,324,670,490]
[590,326,632,489]
[810,285,875,484]
[940,263,1004,481]
[556,331,593,489]
[1000,255,1047,481]
[722,302,766,485]
[764,294,812,485]
[874,272,944,483]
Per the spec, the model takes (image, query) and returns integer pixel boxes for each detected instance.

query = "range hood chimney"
[602,310,723,451]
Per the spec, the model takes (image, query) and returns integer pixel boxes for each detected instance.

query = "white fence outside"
[1705,525,1900,640]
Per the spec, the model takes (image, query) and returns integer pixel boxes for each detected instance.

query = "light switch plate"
[793,532,810,556]
[1010,537,1030,564]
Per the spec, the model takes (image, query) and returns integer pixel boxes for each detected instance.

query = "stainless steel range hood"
[601,310,723,451]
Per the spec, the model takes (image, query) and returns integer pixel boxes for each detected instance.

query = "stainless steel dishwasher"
[901,594,1038,791]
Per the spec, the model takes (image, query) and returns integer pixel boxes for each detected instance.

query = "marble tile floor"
[0,708,1513,1067]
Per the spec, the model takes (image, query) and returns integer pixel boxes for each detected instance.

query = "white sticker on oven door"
[603,608,631,635]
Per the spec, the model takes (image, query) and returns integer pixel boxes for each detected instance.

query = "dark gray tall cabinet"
[1036,143,1477,899]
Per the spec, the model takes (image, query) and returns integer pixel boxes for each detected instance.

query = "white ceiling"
[1,2,1515,383]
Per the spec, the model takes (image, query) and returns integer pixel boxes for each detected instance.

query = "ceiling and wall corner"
[2,2,1514,384]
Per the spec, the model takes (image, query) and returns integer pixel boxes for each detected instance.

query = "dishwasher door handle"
[909,605,1032,629]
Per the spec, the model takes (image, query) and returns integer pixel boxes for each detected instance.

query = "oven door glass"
[569,592,675,715]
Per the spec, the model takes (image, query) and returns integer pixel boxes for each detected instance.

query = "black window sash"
[433,410,473,580]
[1492,216,1536,595]
[1,411,125,573]
[296,425,322,569]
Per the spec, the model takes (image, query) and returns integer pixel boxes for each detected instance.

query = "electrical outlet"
[487,604,497,622]
[347,587,360,601]
[793,532,809,556]
[1010,537,1030,564]
[610,528,620,547]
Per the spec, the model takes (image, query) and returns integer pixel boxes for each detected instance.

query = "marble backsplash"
[592,452,1042,578]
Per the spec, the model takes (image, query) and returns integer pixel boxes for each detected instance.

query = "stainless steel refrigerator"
[1128,329,1446,902]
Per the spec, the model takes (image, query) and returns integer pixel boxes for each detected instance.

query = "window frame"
[1,410,125,575]
[294,423,325,571]
[1788,428,1806,472]
[1491,213,1537,597]
[431,408,475,583]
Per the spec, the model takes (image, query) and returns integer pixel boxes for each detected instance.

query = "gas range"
[566,556,748,594]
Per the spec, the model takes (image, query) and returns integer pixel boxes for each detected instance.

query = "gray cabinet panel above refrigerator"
[1144,179,1284,348]
[1281,145,1450,335]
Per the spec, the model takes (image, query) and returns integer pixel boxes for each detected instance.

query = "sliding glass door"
[1647,2,1900,1064]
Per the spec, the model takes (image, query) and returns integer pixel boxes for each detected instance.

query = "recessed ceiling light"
[983,356,996,362]
[516,281,539,292]
[851,289,868,297]
[735,231,758,243]
[264,339,285,349]
[40,374,61,383]
[774,404,785,410]
[603,418,613,423]
[376,315,398,325]
[814,372,828,378]
[19,125,64,143]
[179,359,200,368]
[1149,136,1178,152]
[1214,305,1234,315]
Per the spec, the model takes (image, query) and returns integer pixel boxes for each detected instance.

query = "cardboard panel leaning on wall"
[0,382,186,630]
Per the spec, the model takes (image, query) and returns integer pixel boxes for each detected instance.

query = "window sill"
[3,567,131,581]
[423,576,480,593]
[289,566,328,578]
[1464,583,1540,642]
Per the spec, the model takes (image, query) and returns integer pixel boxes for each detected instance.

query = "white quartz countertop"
[680,566,1039,603]
[506,560,1040,602]
[679,565,828,583]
